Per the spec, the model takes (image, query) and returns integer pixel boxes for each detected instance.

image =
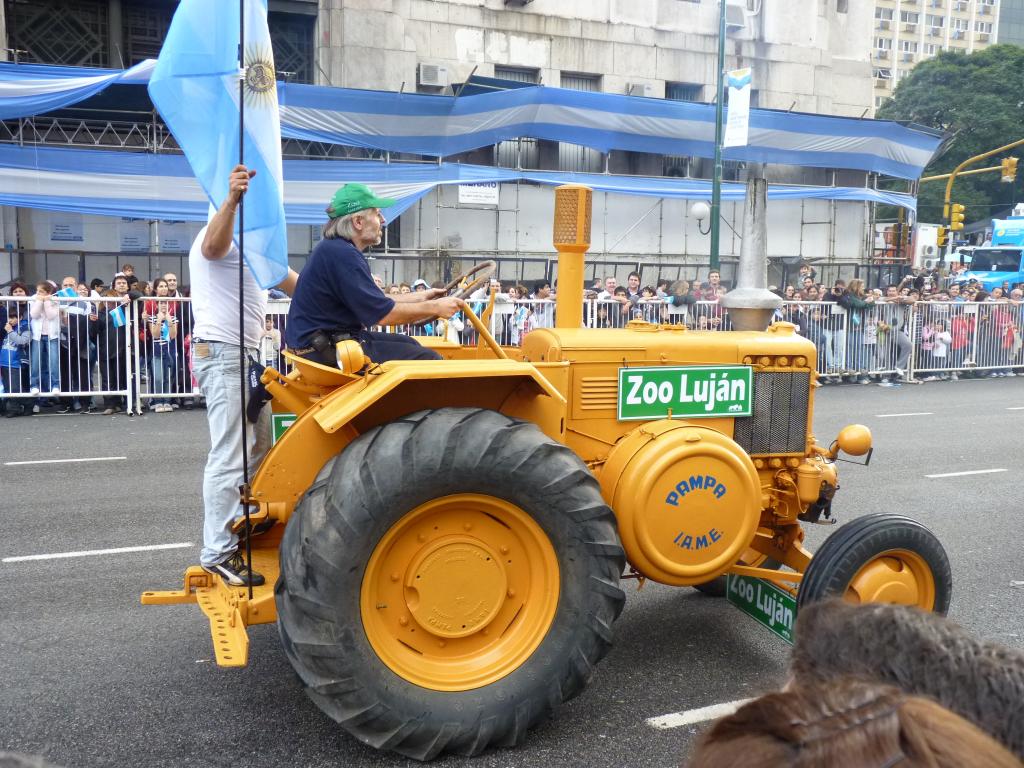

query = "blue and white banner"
[0,145,921,219]
[110,306,127,328]
[723,68,752,149]
[0,60,153,120]
[147,0,287,289]
[0,61,945,180]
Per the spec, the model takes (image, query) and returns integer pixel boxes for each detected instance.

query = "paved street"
[2,379,1022,768]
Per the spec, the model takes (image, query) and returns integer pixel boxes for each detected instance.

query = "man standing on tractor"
[285,183,464,365]
[191,164,299,588]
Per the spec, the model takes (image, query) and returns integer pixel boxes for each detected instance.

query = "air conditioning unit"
[875,78,891,87]
[876,49,890,59]
[418,63,449,88]
[977,32,991,42]
[877,19,891,29]
[905,23,918,32]
[725,2,746,31]
[902,52,915,61]
[627,83,654,98]
[980,4,990,14]
[929,0,942,6]
[953,29,965,39]
[928,27,942,36]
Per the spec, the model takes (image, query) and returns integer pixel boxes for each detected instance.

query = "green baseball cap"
[327,183,397,218]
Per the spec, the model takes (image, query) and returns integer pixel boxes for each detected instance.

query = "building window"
[876,37,894,49]
[558,73,603,173]
[901,40,919,52]
[925,14,945,27]
[875,7,894,19]
[494,65,540,84]
[666,82,703,102]
[873,67,893,79]
[269,12,316,84]
[974,21,993,33]
[837,0,848,12]
[924,43,938,55]
[494,67,541,168]
[7,0,109,67]
[900,10,920,23]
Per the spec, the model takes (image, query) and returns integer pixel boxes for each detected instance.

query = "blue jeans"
[192,340,270,567]
[30,337,59,392]
[150,344,175,405]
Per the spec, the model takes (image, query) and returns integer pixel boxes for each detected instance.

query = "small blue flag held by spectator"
[56,287,77,298]
[110,306,127,328]
[147,0,287,290]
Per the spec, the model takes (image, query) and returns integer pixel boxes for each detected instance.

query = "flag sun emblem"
[244,46,276,106]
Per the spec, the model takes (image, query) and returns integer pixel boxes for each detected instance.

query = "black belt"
[304,329,358,355]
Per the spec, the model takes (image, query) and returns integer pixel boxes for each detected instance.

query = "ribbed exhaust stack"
[552,185,592,329]
[720,163,783,331]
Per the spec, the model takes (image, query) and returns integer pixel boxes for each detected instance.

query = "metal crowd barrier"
[4,296,1023,416]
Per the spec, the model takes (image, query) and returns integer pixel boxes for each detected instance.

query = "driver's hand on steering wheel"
[423,288,447,300]
[433,296,466,319]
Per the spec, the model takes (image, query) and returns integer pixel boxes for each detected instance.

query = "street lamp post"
[709,0,727,272]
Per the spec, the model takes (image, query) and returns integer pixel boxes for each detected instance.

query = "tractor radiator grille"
[732,372,810,455]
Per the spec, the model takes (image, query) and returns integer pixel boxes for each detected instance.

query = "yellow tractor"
[143,185,951,761]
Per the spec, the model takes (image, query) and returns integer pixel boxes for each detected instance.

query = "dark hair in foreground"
[789,599,1024,760]
[686,678,1020,768]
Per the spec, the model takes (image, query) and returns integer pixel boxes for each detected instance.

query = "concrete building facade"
[0,0,882,286]
[997,0,1024,43]
[872,0,1000,112]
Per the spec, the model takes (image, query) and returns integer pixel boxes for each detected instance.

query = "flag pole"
[237,0,253,600]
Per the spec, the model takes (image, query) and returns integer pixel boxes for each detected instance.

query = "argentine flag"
[148,0,287,289]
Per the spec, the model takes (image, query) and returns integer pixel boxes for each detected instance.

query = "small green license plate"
[271,413,296,444]
[725,574,797,644]
[617,365,753,421]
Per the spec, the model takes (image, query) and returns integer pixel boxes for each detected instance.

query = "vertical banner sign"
[723,67,752,149]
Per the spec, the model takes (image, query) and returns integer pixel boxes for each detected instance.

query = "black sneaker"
[202,552,265,587]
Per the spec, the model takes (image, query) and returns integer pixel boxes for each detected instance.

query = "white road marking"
[925,468,1007,479]
[3,456,127,466]
[875,412,934,418]
[646,698,753,730]
[2,542,193,563]
[1006,407,1024,411]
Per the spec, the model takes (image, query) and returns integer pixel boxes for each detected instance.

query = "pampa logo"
[617,366,753,421]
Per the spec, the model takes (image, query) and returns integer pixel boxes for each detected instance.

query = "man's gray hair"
[322,210,358,241]
[322,205,381,241]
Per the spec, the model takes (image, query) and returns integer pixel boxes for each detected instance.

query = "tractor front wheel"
[797,513,952,614]
[276,408,625,760]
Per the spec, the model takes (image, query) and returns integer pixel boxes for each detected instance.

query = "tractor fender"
[250,359,567,522]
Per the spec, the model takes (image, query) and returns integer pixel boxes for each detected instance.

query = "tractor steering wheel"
[411,261,497,328]
[440,260,497,300]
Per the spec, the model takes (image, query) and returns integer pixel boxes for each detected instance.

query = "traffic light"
[950,203,966,231]
[937,225,948,247]
[1002,156,1018,183]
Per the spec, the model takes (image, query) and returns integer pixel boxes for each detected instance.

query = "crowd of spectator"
[4,260,1023,416]
[0,264,196,417]
[771,264,1024,387]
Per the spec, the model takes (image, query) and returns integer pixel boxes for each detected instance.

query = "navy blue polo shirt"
[286,237,395,348]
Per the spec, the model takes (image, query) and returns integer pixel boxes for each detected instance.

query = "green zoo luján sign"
[617,365,753,421]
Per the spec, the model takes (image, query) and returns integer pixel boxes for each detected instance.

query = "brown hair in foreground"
[790,599,1024,760]
[686,678,1021,768]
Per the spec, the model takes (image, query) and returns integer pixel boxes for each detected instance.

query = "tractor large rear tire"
[276,408,626,761]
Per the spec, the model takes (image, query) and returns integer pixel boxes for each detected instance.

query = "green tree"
[877,44,1024,225]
